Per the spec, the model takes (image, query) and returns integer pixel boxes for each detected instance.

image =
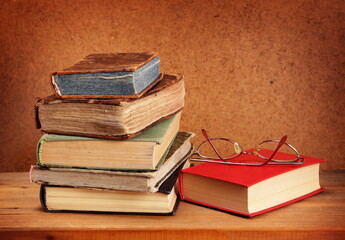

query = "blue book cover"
[51,52,161,98]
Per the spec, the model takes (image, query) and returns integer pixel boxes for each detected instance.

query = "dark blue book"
[51,52,161,98]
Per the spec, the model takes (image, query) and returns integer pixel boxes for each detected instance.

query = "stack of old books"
[30,52,194,215]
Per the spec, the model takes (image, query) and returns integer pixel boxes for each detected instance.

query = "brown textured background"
[0,0,344,171]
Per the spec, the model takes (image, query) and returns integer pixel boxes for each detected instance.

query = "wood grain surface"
[0,0,344,172]
[0,171,344,239]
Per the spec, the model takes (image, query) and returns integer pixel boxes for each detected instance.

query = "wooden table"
[0,171,344,240]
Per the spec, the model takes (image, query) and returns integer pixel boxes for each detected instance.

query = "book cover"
[36,73,185,140]
[179,149,324,217]
[31,132,194,192]
[51,52,161,98]
[39,158,187,215]
[37,113,181,170]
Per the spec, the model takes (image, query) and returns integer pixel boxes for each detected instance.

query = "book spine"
[50,74,62,97]
[177,172,186,200]
[34,104,41,129]
[36,138,46,166]
[29,165,33,183]
[39,185,50,212]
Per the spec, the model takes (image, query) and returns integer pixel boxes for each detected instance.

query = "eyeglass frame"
[190,129,305,166]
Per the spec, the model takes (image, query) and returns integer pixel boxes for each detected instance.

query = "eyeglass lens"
[198,139,299,161]
[198,139,240,159]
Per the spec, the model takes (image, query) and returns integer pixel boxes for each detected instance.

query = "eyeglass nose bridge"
[244,144,260,156]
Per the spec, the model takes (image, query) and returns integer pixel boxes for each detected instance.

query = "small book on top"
[36,73,184,140]
[51,52,161,98]
[179,149,324,217]
[31,132,194,192]
[39,159,187,216]
[37,113,180,171]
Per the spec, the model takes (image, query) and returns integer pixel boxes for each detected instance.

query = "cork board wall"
[0,0,344,171]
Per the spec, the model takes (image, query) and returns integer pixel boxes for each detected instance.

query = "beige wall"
[0,0,344,171]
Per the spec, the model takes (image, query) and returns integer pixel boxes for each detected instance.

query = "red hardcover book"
[179,149,324,217]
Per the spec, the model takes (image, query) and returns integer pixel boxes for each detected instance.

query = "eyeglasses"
[190,129,304,166]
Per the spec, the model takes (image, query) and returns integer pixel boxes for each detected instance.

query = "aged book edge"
[35,73,184,140]
[36,130,178,171]
[38,108,182,140]
[31,144,193,192]
[52,52,159,74]
[51,73,163,99]
[38,73,183,105]
[32,132,194,174]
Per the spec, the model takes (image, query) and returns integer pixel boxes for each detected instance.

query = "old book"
[36,73,184,140]
[179,149,324,217]
[51,52,161,98]
[31,132,194,192]
[39,160,187,215]
[37,113,180,170]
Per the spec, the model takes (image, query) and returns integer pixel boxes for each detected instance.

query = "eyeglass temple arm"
[263,135,288,165]
[201,129,226,161]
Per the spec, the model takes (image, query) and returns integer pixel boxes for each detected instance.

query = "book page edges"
[135,113,180,144]
[40,183,181,215]
[151,146,193,191]
[36,132,194,173]
[180,188,324,217]
[39,73,183,105]
[32,133,194,192]
[39,113,179,144]
[54,72,162,99]
[247,188,325,217]
[39,108,182,141]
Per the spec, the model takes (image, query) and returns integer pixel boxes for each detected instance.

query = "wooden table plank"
[0,171,344,239]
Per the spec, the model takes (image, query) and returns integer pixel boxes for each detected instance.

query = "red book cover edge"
[181,149,324,187]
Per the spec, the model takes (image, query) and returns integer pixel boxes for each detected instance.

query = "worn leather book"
[36,73,184,140]
[51,52,161,98]
[39,159,187,216]
[31,132,194,192]
[36,114,180,171]
[179,149,324,217]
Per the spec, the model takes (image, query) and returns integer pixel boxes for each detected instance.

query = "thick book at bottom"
[40,160,187,215]
[179,149,324,217]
